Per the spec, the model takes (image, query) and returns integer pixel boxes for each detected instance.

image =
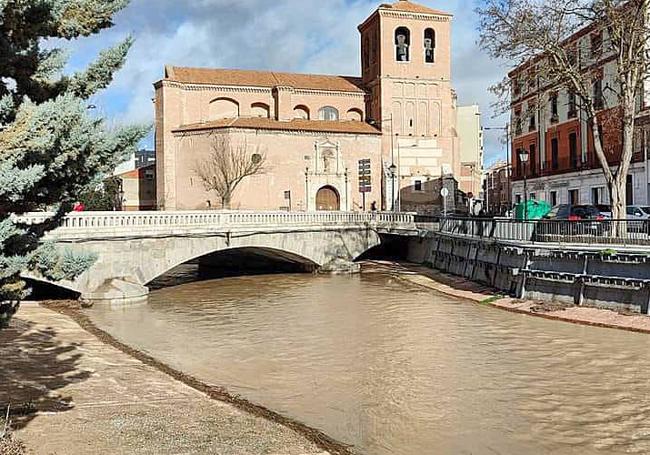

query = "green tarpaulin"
[515,200,552,220]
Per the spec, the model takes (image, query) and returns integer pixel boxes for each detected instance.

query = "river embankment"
[0,303,345,455]
[372,260,650,335]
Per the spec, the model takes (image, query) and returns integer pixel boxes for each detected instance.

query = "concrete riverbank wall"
[403,234,650,314]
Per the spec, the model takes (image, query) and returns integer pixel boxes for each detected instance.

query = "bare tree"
[478,0,649,228]
[194,134,266,209]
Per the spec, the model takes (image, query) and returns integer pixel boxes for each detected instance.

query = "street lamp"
[519,148,530,220]
[388,163,397,212]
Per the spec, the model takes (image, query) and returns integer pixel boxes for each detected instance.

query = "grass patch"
[480,295,504,305]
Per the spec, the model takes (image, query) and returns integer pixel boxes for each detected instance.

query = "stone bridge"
[20,211,416,304]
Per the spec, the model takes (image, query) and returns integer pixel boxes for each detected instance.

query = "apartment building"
[484,160,511,215]
[509,22,650,208]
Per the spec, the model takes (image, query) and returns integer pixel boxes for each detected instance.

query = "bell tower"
[359,0,459,210]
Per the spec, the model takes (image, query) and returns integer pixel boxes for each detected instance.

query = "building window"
[551,137,559,170]
[569,189,579,205]
[527,70,536,93]
[593,79,604,110]
[395,27,411,62]
[591,32,603,59]
[569,132,578,169]
[513,77,522,97]
[567,46,578,67]
[627,174,634,205]
[515,194,522,204]
[209,97,240,120]
[550,92,559,122]
[530,192,536,200]
[424,28,435,63]
[514,108,522,136]
[319,106,339,121]
[144,169,155,181]
[251,102,270,118]
[528,110,536,131]
[414,180,423,192]
[293,105,310,120]
[591,187,606,205]
[568,90,577,118]
[550,190,558,206]
[636,92,644,112]
[529,144,536,176]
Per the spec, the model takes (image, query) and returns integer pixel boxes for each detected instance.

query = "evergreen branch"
[66,36,133,99]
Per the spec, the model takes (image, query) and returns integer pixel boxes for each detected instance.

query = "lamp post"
[519,148,530,220]
[388,163,397,212]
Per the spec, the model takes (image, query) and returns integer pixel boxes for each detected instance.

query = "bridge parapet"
[18,211,416,239]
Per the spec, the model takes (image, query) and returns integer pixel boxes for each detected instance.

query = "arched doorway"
[316,186,340,211]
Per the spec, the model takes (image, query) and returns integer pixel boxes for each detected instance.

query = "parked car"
[626,205,650,233]
[539,204,609,236]
[594,204,612,219]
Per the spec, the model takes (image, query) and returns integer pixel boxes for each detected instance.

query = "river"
[87,264,650,454]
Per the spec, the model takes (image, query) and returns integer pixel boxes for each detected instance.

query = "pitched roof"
[172,118,381,135]
[379,0,451,16]
[165,66,365,93]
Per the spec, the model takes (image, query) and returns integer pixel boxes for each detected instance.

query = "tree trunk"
[221,194,232,210]
[609,179,626,237]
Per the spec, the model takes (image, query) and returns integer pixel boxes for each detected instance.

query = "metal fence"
[434,217,650,246]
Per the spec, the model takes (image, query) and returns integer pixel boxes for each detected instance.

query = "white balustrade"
[14,211,416,238]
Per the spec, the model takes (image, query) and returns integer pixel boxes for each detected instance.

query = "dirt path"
[0,303,340,455]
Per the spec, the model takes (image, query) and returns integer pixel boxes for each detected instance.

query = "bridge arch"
[147,246,319,286]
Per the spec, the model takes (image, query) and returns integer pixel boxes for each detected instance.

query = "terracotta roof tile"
[379,0,451,16]
[172,118,381,135]
[165,66,365,93]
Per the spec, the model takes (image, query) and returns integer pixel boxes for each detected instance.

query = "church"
[154,0,479,212]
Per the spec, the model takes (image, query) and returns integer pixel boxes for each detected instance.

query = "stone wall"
[406,233,650,313]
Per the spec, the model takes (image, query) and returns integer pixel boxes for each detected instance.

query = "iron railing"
[436,217,650,246]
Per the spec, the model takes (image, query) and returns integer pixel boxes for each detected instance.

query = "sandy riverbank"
[368,260,650,335]
[0,303,344,455]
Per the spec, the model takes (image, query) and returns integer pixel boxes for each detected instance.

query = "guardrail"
[15,211,416,231]
[436,217,650,246]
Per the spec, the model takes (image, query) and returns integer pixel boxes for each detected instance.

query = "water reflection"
[89,265,650,454]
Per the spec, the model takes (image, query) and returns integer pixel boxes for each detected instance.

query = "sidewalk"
[0,304,331,455]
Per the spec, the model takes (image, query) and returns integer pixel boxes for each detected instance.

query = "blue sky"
[62,0,509,165]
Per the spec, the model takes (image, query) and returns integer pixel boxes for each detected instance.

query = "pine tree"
[0,0,148,326]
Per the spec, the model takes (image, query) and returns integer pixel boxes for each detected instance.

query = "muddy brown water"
[87,265,650,454]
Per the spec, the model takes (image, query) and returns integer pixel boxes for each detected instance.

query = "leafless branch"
[194,134,266,209]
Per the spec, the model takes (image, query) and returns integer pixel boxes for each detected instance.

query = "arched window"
[424,28,435,63]
[319,106,339,121]
[293,105,310,120]
[209,97,239,120]
[395,27,410,62]
[251,102,270,118]
[346,108,363,122]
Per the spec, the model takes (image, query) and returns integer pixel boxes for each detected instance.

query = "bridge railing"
[16,211,416,231]
[436,217,650,246]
